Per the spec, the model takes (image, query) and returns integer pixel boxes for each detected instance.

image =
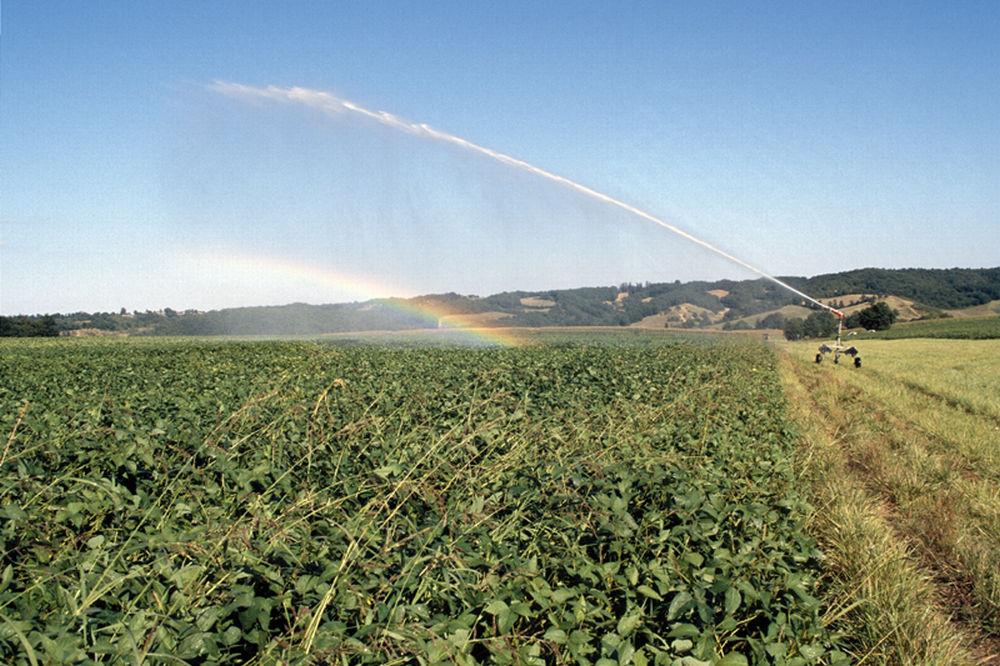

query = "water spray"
[212,82,858,365]
[211,82,845,318]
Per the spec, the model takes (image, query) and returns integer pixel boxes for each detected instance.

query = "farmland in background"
[1,333,844,664]
[853,315,1000,340]
[6,267,998,339]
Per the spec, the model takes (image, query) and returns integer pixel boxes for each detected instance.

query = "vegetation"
[781,267,1000,310]
[755,313,787,330]
[855,315,1000,340]
[779,339,1000,663]
[4,267,997,337]
[843,302,896,331]
[783,301,901,341]
[0,310,193,338]
[0,316,59,338]
[781,312,838,342]
[0,334,846,664]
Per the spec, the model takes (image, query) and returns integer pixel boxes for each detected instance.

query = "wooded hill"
[5,267,999,337]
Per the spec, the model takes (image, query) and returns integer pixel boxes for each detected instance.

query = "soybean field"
[0,334,845,665]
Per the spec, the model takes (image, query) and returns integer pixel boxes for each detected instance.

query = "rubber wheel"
[834,356,839,364]
[854,356,862,368]
[815,353,822,364]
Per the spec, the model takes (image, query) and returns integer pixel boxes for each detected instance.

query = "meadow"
[1,334,842,665]
[780,338,1000,664]
[853,315,1000,340]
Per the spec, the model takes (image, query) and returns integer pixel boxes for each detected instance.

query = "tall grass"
[780,346,999,664]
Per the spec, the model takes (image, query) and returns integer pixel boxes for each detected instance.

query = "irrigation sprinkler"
[814,308,862,367]
[214,83,863,352]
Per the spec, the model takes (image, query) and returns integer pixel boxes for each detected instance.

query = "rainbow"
[209,82,844,319]
[196,252,525,346]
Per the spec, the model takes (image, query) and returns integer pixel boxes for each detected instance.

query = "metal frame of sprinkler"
[814,308,862,368]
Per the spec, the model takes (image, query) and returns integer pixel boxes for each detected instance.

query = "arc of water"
[210,82,843,317]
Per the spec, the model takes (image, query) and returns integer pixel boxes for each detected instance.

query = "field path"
[778,341,1000,665]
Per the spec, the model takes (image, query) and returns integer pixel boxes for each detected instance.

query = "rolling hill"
[5,267,999,337]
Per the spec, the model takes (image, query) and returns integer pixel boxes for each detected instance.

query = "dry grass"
[947,300,1000,318]
[519,296,556,308]
[780,344,1000,664]
[710,304,814,329]
[841,339,1000,422]
[630,303,727,328]
[816,294,922,320]
[436,311,514,327]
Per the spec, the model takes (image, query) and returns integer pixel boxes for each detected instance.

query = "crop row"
[0,338,844,664]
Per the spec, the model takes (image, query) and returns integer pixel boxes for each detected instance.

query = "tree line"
[3,267,995,337]
[0,316,60,337]
[781,302,897,341]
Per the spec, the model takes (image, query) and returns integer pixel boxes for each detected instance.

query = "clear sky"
[2,1,998,314]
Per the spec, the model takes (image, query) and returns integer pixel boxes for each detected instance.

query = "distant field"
[436,311,514,327]
[855,314,1000,339]
[947,299,1000,318]
[710,304,813,329]
[313,326,733,347]
[819,294,924,321]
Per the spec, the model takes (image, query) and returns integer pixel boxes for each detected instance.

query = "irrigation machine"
[814,308,862,367]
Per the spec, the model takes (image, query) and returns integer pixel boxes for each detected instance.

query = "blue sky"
[2,1,998,314]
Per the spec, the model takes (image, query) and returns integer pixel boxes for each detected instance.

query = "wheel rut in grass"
[781,353,1000,664]
[890,375,1000,427]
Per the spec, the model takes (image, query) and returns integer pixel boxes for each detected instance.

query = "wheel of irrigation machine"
[815,353,823,364]
[854,356,862,368]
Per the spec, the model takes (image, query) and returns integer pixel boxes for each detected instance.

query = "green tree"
[757,312,787,330]
[783,318,805,341]
[857,302,897,330]
[37,316,59,337]
[802,311,838,338]
[0,315,59,337]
